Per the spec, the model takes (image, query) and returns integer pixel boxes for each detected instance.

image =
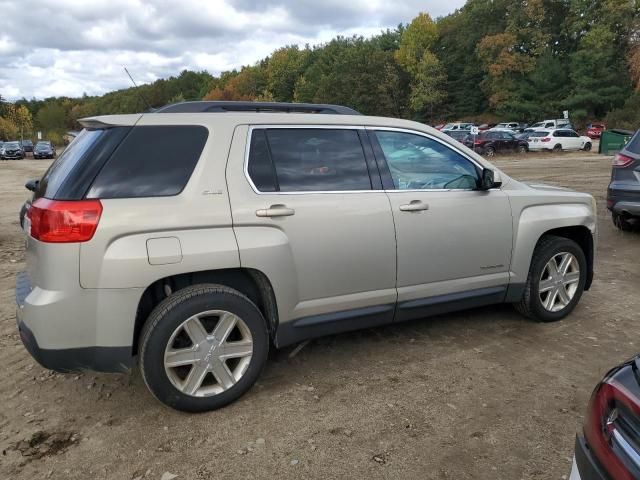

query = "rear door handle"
[399,201,429,212]
[256,204,296,217]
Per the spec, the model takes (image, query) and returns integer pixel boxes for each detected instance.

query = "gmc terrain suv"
[16,101,597,412]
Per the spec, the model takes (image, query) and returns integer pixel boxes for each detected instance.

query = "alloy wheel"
[538,252,580,312]
[164,310,253,397]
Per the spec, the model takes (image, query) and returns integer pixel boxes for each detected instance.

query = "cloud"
[0,0,466,100]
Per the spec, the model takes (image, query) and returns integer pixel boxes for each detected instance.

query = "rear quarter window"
[624,130,640,155]
[87,125,208,199]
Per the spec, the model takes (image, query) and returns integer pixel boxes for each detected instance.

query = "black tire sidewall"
[140,287,269,412]
[527,238,587,322]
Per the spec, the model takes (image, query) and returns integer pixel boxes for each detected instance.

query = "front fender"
[511,203,596,285]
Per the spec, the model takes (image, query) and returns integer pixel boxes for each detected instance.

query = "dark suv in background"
[463,130,528,156]
[608,129,640,231]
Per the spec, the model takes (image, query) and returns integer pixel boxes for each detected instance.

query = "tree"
[36,104,67,133]
[395,13,438,75]
[266,46,309,101]
[5,104,33,138]
[409,51,447,120]
[0,116,18,140]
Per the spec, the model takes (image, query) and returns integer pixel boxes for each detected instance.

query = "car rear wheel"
[139,284,269,412]
[553,144,562,152]
[612,213,634,232]
[484,146,495,157]
[517,145,527,154]
[514,235,587,322]
[583,143,592,151]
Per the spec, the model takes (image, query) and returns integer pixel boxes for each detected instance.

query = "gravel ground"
[0,150,638,480]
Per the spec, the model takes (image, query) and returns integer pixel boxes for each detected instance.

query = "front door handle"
[399,200,429,212]
[256,204,296,217]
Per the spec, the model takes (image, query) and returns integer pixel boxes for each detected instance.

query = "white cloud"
[0,0,466,100]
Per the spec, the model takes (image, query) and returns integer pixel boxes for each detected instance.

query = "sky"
[0,0,466,101]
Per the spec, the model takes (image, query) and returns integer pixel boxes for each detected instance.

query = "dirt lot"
[0,151,638,480]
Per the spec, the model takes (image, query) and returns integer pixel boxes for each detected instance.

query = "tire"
[517,145,527,154]
[583,143,592,152]
[514,235,587,322]
[553,144,562,153]
[139,284,269,412]
[484,146,495,157]
[612,213,634,232]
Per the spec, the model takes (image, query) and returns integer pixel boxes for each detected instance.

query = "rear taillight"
[27,198,102,243]
[541,138,551,142]
[474,140,483,145]
[613,154,635,168]
[584,380,640,480]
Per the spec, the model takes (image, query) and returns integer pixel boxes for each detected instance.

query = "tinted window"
[545,123,555,128]
[530,131,549,137]
[247,130,277,192]
[37,129,107,199]
[87,125,208,199]
[264,128,371,192]
[500,132,514,140]
[625,130,640,154]
[567,130,579,138]
[375,131,478,190]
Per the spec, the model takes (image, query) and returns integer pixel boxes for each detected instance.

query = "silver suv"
[16,101,597,412]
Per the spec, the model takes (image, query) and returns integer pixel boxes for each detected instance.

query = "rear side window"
[625,131,640,154]
[247,130,277,192]
[87,125,208,199]
[248,128,372,192]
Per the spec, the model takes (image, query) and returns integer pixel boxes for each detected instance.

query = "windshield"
[4,142,19,148]
[532,122,544,128]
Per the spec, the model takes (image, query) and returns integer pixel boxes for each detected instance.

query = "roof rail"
[154,101,361,115]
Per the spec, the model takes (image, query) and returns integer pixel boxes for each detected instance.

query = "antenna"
[123,67,153,112]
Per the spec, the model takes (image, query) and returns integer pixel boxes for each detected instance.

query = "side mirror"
[25,178,39,192]
[477,168,502,191]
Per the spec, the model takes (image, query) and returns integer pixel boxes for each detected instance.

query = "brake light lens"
[474,140,483,145]
[541,137,551,142]
[613,153,634,168]
[27,198,102,243]
[584,380,640,480]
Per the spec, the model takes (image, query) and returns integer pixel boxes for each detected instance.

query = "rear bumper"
[607,186,640,216]
[15,270,138,373]
[572,435,608,480]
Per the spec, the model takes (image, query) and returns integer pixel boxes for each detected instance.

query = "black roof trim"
[154,101,361,115]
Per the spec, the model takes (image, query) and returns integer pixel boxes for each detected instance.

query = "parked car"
[463,130,528,156]
[587,123,606,139]
[530,119,572,131]
[21,139,34,154]
[527,129,592,152]
[569,354,640,480]
[607,129,640,231]
[16,101,596,412]
[478,123,497,132]
[490,122,522,133]
[444,129,472,143]
[33,141,56,159]
[442,122,474,132]
[0,141,25,159]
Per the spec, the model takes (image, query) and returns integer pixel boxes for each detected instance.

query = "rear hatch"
[610,130,640,199]
[22,117,138,289]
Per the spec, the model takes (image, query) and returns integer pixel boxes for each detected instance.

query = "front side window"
[249,128,372,192]
[375,131,478,190]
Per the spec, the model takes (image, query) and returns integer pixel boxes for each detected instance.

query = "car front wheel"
[139,284,269,412]
[514,235,587,322]
[583,143,592,151]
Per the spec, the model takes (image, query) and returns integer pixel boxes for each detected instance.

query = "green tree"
[36,104,66,133]
[266,46,309,101]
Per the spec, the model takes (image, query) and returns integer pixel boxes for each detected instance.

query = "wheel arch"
[511,203,595,294]
[132,268,279,356]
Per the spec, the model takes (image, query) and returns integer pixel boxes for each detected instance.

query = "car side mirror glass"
[477,168,501,191]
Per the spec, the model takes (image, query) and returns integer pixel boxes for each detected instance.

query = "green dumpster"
[599,129,635,155]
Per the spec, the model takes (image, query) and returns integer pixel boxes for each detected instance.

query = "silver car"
[16,101,597,412]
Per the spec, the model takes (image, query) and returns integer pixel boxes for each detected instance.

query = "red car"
[587,124,606,139]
